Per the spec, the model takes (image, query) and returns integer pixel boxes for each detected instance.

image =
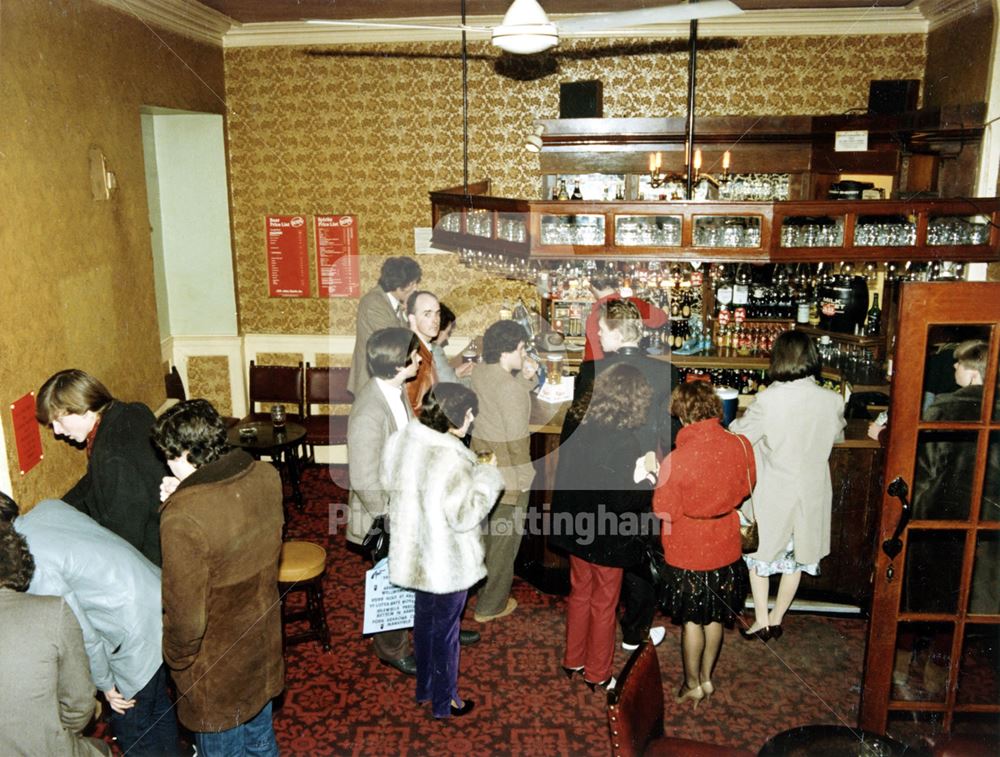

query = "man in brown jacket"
[153,400,284,756]
[470,320,539,622]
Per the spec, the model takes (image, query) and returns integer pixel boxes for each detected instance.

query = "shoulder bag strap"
[731,432,755,525]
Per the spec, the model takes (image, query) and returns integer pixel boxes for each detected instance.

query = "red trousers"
[564,555,624,683]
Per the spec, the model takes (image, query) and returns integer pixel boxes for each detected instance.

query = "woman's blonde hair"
[35,369,113,424]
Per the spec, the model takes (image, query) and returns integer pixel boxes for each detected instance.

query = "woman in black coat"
[550,363,657,690]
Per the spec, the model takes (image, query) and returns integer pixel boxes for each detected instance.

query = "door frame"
[860,281,1000,733]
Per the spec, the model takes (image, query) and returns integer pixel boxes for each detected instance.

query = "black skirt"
[659,558,749,627]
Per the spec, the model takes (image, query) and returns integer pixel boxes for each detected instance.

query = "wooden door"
[860,282,1000,741]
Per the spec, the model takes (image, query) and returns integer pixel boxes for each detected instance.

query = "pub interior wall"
[0,0,226,505]
[223,34,927,341]
[924,5,994,109]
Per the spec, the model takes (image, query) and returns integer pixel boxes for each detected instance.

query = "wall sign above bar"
[315,214,360,298]
[266,215,310,298]
[835,130,869,152]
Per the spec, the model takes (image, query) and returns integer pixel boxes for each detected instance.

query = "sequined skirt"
[659,558,750,627]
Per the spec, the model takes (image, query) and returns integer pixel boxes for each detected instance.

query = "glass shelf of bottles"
[540,214,605,246]
[615,215,682,246]
[497,213,528,243]
[693,216,763,248]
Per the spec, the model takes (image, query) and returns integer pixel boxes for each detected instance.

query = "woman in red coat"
[653,381,756,709]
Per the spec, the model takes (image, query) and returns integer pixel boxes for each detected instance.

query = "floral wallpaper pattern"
[224,34,926,337]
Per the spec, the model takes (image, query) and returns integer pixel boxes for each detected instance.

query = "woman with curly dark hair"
[550,363,657,691]
[381,383,504,719]
[653,381,756,709]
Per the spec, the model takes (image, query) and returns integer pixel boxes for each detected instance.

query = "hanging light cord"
[461,0,470,196]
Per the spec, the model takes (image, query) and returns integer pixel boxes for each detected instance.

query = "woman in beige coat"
[729,330,845,641]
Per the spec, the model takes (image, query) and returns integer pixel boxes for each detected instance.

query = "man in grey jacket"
[3,494,178,756]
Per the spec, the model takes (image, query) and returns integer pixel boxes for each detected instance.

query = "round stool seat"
[278,541,327,582]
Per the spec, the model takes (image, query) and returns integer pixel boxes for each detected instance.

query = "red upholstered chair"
[302,364,352,462]
[607,643,755,757]
[244,360,304,424]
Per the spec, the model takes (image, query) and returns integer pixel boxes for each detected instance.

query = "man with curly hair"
[0,501,109,755]
[152,399,284,756]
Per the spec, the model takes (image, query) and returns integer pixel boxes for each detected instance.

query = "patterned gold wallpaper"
[224,34,925,337]
[188,356,234,417]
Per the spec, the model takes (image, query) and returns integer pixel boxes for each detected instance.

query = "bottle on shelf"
[570,180,583,200]
[556,179,569,201]
[865,293,882,336]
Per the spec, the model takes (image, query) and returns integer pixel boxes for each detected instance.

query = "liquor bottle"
[570,181,583,200]
[865,293,882,336]
[557,179,569,201]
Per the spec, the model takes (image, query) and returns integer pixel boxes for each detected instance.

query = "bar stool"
[278,541,331,651]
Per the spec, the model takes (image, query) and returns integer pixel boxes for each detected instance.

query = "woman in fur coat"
[381,383,504,720]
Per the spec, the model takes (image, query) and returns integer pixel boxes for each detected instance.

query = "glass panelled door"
[861,282,1000,743]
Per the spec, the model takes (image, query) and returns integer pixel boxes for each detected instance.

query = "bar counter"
[521,395,884,609]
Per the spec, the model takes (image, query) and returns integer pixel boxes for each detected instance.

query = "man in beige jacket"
[470,320,539,622]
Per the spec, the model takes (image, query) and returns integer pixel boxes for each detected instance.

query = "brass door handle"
[882,476,911,560]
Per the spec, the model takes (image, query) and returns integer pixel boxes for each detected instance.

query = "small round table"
[758,725,909,757]
[228,421,306,511]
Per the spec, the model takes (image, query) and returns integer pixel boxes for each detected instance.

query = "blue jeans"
[193,700,279,757]
[109,663,178,756]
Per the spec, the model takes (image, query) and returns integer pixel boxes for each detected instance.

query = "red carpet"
[272,465,869,755]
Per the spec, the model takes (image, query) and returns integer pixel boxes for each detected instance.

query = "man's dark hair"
[152,399,229,468]
[420,383,479,434]
[438,303,457,334]
[483,321,527,364]
[377,257,422,293]
[0,492,18,523]
[367,327,421,380]
[405,290,437,317]
[0,521,34,592]
[768,330,821,382]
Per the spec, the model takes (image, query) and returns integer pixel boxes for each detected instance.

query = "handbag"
[642,540,670,607]
[361,514,390,563]
[732,434,759,554]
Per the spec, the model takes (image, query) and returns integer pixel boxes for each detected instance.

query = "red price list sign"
[266,215,310,298]
[315,215,361,298]
[10,392,42,475]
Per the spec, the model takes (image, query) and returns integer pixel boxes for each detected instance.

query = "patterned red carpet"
[272,465,869,756]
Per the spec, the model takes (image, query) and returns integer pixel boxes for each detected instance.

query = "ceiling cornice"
[90,1,935,49]
[223,8,929,49]
[918,0,990,30]
[93,0,233,46]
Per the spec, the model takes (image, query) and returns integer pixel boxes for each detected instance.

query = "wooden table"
[228,421,306,511]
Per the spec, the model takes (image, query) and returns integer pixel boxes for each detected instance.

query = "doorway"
[861,282,1000,744]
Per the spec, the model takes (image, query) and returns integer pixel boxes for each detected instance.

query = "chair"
[302,364,352,462]
[245,360,305,424]
[164,366,186,401]
[607,643,754,757]
[164,365,239,427]
[277,541,331,651]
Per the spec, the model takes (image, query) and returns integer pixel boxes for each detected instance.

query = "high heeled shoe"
[739,625,771,642]
[675,684,705,709]
[700,680,715,700]
[584,675,616,692]
[561,665,584,679]
[768,625,783,641]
